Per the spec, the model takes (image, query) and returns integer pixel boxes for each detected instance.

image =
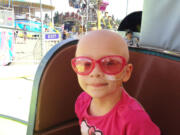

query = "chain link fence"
[0,4,62,66]
[13,33,61,65]
[0,27,61,66]
[33,36,60,64]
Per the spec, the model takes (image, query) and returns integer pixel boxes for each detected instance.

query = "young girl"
[71,30,160,135]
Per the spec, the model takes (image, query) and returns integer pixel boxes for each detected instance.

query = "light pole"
[40,0,45,56]
[50,0,54,27]
[97,0,101,30]
[86,0,89,32]
[8,0,10,7]
[126,0,129,15]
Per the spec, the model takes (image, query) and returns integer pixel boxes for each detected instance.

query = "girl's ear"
[122,64,133,82]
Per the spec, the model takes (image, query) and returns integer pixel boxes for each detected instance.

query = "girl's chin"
[86,90,109,99]
[85,87,121,99]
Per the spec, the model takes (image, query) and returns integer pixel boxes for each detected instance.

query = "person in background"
[45,28,49,32]
[23,25,27,44]
[14,30,18,44]
[89,26,97,31]
[124,29,139,47]
[62,30,67,40]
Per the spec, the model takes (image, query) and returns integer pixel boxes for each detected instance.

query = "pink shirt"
[75,89,161,135]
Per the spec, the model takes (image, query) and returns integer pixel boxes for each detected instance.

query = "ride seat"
[124,47,180,135]
[27,39,81,135]
[27,39,180,135]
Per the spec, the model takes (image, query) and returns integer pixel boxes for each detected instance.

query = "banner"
[0,10,14,27]
[0,30,14,66]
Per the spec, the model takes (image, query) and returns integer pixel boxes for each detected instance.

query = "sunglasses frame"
[71,55,127,75]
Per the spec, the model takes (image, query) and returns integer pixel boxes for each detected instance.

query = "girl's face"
[75,31,133,99]
[77,63,129,99]
[127,33,132,39]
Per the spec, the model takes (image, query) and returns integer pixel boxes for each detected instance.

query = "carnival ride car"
[1,0,180,135]
[26,0,180,135]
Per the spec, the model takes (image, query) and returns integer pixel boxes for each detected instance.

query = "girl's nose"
[89,63,104,78]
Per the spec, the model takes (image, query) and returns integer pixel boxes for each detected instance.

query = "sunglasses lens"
[72,57,93,75]
[100,57,124,74]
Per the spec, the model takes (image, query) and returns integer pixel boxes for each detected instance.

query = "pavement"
[0,65,38,135]
[0,38,58,135]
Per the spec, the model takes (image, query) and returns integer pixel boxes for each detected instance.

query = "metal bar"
[0,114,28,125]
[0,25,41,33]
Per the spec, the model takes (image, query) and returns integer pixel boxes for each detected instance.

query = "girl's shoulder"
[76,92,91,104]
[75,92,91,117]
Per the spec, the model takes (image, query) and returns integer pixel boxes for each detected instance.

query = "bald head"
[76,30,129,61]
